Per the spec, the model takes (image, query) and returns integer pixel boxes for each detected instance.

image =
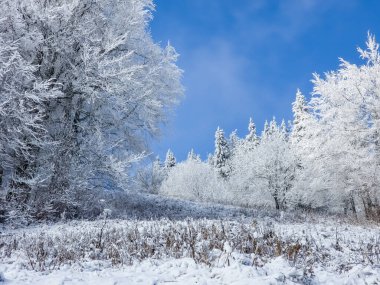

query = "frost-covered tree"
[290,89,309,145]
[160,159,225,202]
[213,127,231,178]
[165,149,176,169]
[246,118,258,143]
[0,39,60,220]
[159,33,380,220]
[228,130,240,151]
[227,118,259,205]
[354,34,380,219]
[0,0,183,219]
[287,89,322,209]
[303,34,380,217]
[243,117,259,151]
[227,129,244,167]
[253,118,296,210]
[280,119,288,140]
[229,116,295,207]
[262,120,270,140]
[187,149,201,162]
[228,118,295,209]
[281,34,380,217]
[269,117,277,136]
[136,156,166,194]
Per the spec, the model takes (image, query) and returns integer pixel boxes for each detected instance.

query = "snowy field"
[2,256,379,285]
[1,217,380,284]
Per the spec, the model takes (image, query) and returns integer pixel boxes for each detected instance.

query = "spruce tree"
[245,117,259,149]
[165,149,176,168]
[229,130,240,148]
[269,117,277,136]
[228,129,242,157]
[262,120,270,140]
[291,89,309,144]
[187,149,201,162]
[213,127,231,178]
[280,119,288,141]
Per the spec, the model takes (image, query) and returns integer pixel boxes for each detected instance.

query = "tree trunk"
[274,195,280,210]
[350,194,357,219]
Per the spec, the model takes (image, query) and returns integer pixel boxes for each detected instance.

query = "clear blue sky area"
[150,0,380,161]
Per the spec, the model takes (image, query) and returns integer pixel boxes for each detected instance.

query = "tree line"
[148,35,380,221]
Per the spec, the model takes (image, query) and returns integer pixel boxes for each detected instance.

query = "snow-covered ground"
[1,218,380,284]
[2,256,379,285]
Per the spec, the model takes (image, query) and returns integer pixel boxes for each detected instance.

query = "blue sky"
[150,0,380,161]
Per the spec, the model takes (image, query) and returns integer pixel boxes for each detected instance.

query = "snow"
[1,218,380,284]
[1,255,380,284]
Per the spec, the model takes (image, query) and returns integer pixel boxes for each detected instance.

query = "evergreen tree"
[229,130,240,149]
[228,129,242,158]
[213,127,231,178]
[245,117,259,147]
[165,149,176,169]
[290,89,309,145]
[262,120,270,140]
[288,89,311,208]
[280,119,288,141]
[187,149,201,162]
[269,117,277,137]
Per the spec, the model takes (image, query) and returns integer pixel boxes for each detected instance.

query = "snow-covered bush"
[160,160,227,203]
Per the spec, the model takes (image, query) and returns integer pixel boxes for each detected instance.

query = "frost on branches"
[165,149,176,169]
[0,0,183,222]
[160,34,380,221]
[160,158,224,202]
[213,127,231,179]
[245,117,259,148]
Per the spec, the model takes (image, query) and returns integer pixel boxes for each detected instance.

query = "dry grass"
[1,218,379,278]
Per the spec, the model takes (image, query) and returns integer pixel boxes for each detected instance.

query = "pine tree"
[262,120,270,140]
[187,149,201,162]
[280,119,288,141]
[165,149,176,168]
[290,89,309,145]
[228,129,243,158]
[269,117,277,137]
[213,127,231,178]
[245,117,259,147]
[229,130,240,148]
